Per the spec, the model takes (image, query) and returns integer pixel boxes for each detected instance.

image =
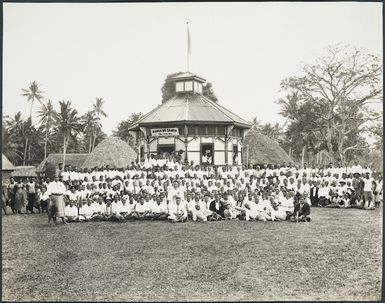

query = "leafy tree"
[278,45,382,164]
[37,100,56,160]
[21,81,44,122]
[21,81,44,165]
[81,111,100,153]
[91,97,107,151]
[53,101,81,167]
[113,112,143,149]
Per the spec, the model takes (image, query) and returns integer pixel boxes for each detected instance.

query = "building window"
[198,126,206,135]
[195,82,202,93]
[188,126,196,135]
[184,81,193,91]
[176,82,184,92]
[208,126,216,136]
[217,126,225,135]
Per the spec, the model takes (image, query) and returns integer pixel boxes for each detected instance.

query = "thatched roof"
[11,166,37,178]
[242,131,292,165]
[82,137,137,169]
[37,153,88,172]
[2,154,15,171]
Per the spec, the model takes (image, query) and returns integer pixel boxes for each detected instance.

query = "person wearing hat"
[46,175,68,225]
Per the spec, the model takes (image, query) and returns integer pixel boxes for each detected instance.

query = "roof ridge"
[200,94,251,126]
[129,95,178,129]
[198,94,238,123]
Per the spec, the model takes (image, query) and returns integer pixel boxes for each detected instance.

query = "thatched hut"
[37,153,88,173]
[82,137,137,169]
[11,166,37,179]
[242,131,292,166]
[2,154,15,183]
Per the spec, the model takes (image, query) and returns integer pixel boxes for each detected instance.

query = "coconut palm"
[5,113,33,165]
[81,111,101,153]
[37,100,56,160]
[21,81,44,122]
[53,101,81,167]
[91,97,107,150]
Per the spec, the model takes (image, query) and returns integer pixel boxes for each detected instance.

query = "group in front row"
[2,156,382,225]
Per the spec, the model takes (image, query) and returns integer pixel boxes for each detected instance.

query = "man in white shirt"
[79,199,95,221]
[47,175,68,225]
[64,201,79,222]
[168,196,188,223]
[362,172,374,209]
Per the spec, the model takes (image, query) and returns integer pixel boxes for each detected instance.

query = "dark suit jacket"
[310,187,319,205]
[293,202,311,217]
[209,200,225,217]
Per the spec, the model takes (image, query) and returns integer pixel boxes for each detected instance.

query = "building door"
[201,143,214,165]
[157,144,175,156]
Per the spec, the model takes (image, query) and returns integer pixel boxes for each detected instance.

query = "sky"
[3,2,383,135]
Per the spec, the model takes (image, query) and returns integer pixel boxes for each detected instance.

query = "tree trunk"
[88,135,92,153]
[92,130,97,151]
[63,137,67,167]
[301,145,306,168]
[23,137,29,166]
[29,100,34,123]
[44,133,48,160]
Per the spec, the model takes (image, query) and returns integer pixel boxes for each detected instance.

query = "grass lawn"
[2,207,382,301]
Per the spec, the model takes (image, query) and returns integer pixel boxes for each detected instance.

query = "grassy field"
[2,207,382,301]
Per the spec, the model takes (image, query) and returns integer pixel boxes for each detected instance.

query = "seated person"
[208,194,225,220]
[64,200,79,222]
[191,194,212,222]
[131,196,151,219]
[168,196,188,223]
[149,196,169,220]
[78,198,95,221]
[91,197,107,221]
[290,195,311,222]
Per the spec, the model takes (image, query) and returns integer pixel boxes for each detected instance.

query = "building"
[2,154,15,184]
[81,137,137,169]
[128,72,252,166]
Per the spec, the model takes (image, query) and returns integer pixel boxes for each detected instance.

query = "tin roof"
[129,93,252,130]
[171,72,206,82]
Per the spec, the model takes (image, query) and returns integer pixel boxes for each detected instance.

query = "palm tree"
[91,97,107,151]
[5,113,33,165]
[37,100,56,160]
[81,111,101,153]
[21,81,44,122]
[53,101,81,167]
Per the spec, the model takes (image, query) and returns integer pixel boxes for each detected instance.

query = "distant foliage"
[113,112,143,151]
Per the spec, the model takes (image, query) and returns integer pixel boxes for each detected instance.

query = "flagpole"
[186,21,190,72]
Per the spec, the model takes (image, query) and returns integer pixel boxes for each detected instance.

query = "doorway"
[201,143,214,165]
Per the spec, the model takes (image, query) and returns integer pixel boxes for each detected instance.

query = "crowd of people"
[2,153,383,225]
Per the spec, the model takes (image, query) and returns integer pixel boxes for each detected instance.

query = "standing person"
[374,174,383,208]
[362,172,374,209]
[14,184,24,214]
[8,178,16,214]
[46,175,68,225]
[26,177,37,214]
